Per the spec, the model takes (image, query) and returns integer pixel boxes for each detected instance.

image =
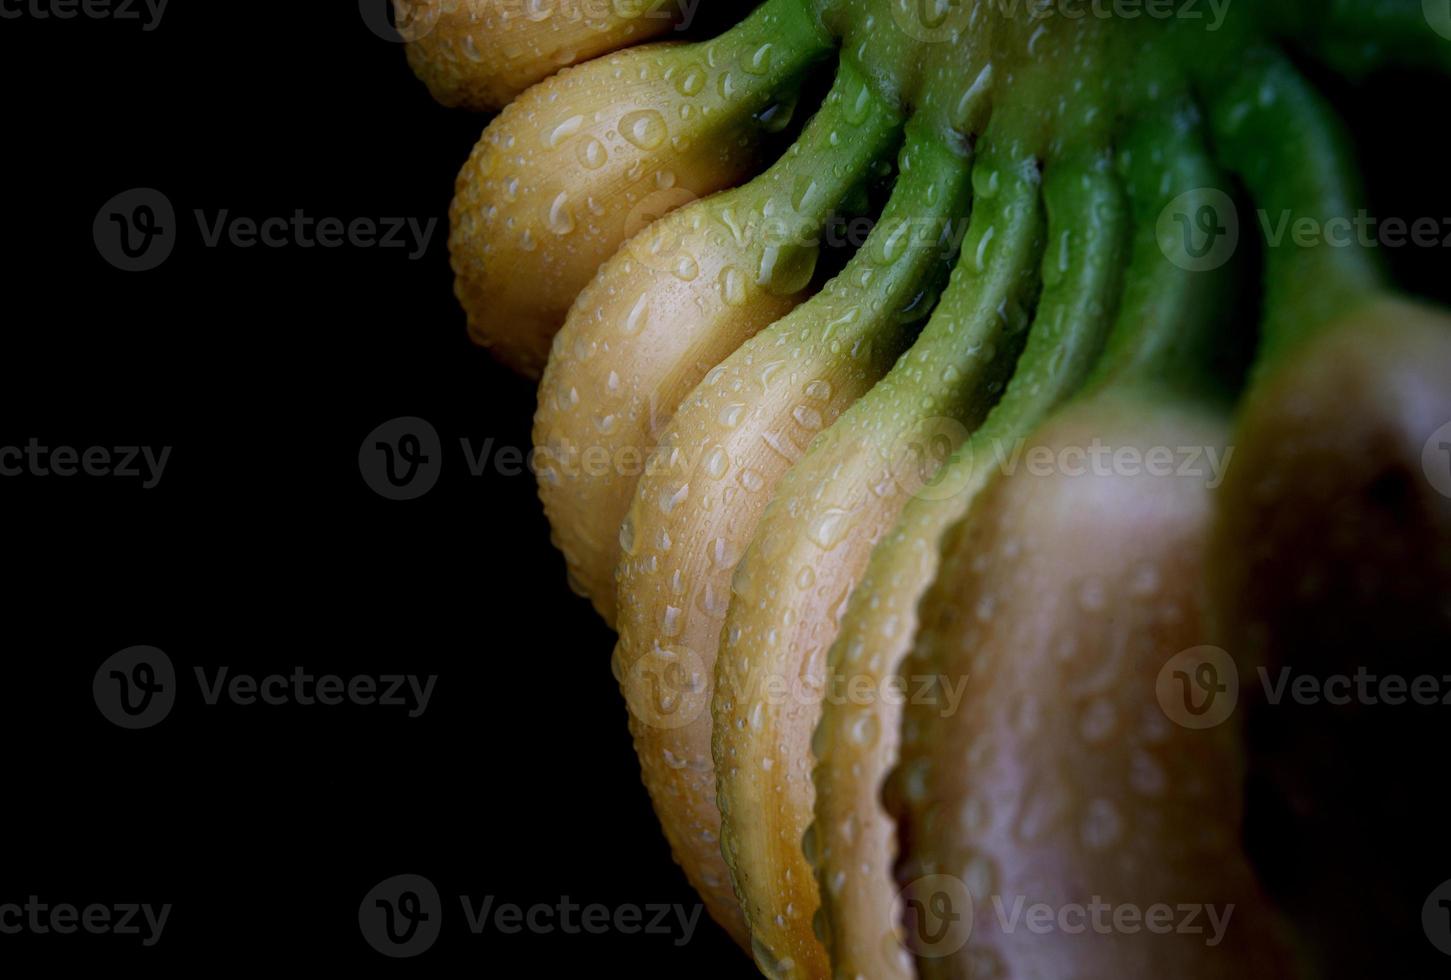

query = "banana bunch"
[401,1,1451,976]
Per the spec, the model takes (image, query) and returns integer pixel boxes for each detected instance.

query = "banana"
[534,58,904,625]
[884,97,1300,980]
[712,103,1051,976]
[400,0,684,111]
[886,392,1299,980]
[808,51,1129,978]
[450,0,832,376]
[613,116,974,950]
[1202,50,1451,978]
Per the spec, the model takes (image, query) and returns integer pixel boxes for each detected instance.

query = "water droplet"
[810,508,850,549]
[624,295,651,336]
[576,136,607,170]
[719,266,747,306]
[544,115,584,148]
[546,192,575,235]
[619,109,667,150]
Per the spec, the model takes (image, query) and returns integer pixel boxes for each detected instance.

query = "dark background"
[1,2,1448,973]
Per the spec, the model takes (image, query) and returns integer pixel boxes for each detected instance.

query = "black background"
[2,1,1449,974]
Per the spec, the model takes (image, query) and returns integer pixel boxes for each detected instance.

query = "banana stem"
[707,0,835,115]
[1082,101,1241,399]
[943,150,1129,494]
[1278,0,1451,77]
[837,116,976,325]
[1200,48,1386,377]
[890,130,1046,428]
[730,57,905,294]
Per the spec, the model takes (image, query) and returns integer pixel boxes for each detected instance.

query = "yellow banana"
[401,0,683,111]
[450,0,832,376]
[713,112,1049,978]
[613,116,973,951]
[534,59,903,625]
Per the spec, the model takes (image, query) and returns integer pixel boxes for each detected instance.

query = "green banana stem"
[845,116,976,326]
[1083,101,1243,400]
[934,150,1129,499]
[1278,0,1451,77]
[1201,48,1386,377]
[807,143,1126,980]
[711,0,836,110]
[892,126,1047,430]
[738,57,906,295]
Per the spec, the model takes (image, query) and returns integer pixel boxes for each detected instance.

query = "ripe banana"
[885,98,1299,978]
[712,94,1057,975]
[450,0,831,376]
[613,114,974,950]
[534,58,902,625]
[400,0,684,111]
[807,50,1133,979]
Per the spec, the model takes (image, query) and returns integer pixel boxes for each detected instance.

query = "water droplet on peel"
[624,295,651,335]
[719,266,747,306]
[577,136,607,169]
[545,115,584,148]
[620,109,667,150]
[810,508,850,549]
[546,192,575,235]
